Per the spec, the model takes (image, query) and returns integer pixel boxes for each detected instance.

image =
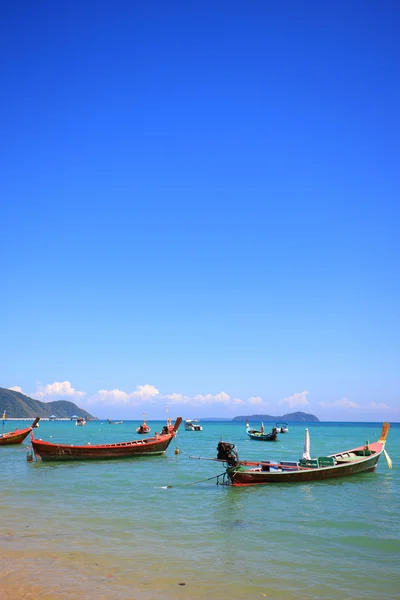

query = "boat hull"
[184,420,202,431]
[0,418,40,446]
[229,452,382,485]
[136,426,151,434]
[220,424,390,486]
[246,420,278,441]
[246,431,278,441]
[31,417,182,462]
[0,428,33,445]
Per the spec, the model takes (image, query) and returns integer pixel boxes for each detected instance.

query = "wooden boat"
[136,414,151,434]
[216,422,391,486]
[30,417,182,461]
[0,417,40,446]
[184,419,202,431]
[246,419,278,441]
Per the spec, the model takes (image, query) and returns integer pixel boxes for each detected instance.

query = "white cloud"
[319,397,360,409]
[83,387,268,410]
[188,391,233,406]
[192,394,215,404]
[248,396,263,405]
[365,401,390,410]
[8,386,24,394]
[280,391,310,408]
[33,381,86,400]
[86,388,236,408]
[86,384,161,407]
[164,393,184,403]
[132,384,159,398]
[94,389,131,405]
[214,392,231,403]
[232,397,245,405]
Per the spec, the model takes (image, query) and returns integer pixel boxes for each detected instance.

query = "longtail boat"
[30,417,182,461]
[213,422,391,486]
[246,419,278,441]
[0,417,40,446]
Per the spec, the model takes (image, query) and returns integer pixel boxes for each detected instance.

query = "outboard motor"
[217,441,239,467]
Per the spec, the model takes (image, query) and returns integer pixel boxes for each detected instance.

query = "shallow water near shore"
[1,420,399,599]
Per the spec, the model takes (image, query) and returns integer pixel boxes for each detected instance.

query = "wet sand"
[0,548,229,600]
[0,550,147,600]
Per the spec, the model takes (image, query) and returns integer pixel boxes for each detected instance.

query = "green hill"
[232,411,319,422]
[0,387,97,420]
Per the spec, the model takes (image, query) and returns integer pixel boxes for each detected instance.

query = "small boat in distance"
[276,422,289,433]
[107,419,124,424]
[246,419,278,441]
[30,417,182,461]
[0,417,40,446]
[75,417,87,426]
[184,419,203,431]
[136,415,151,434]
[215,422,391,486]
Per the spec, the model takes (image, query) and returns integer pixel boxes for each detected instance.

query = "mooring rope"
[160,471,227,489]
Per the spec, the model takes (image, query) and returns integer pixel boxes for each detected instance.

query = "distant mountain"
[232,411,319,422]
[0,387,97,420]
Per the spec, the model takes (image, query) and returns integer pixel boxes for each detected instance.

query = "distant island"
[0,387,96,420]
[232,411,319,422]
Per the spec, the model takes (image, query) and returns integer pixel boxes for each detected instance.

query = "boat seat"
[335,455,362,462]
[317,457,335,467]
[299,459,319,468]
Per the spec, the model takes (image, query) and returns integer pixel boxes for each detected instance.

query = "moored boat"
[136,414,151,434]
[216,422,391,486]
[0,417,40,446]
[276,421,288,433]
[184,419,202,431]
[107,419,124,424]
[75,417,87,426]
[246,419,278,441]
[30,417,182,461]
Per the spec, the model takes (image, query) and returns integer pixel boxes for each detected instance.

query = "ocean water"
[0,420,399,600]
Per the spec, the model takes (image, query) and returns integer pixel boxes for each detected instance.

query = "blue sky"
[1,1,399,421]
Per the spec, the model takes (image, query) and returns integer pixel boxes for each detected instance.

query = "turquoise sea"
[1,420,399,600]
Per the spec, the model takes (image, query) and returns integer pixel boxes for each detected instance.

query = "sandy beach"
[0,551,131,600]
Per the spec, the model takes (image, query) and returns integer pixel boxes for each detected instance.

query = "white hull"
[184,420,202,431]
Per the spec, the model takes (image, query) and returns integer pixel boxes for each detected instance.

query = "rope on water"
[160,471,228,489]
